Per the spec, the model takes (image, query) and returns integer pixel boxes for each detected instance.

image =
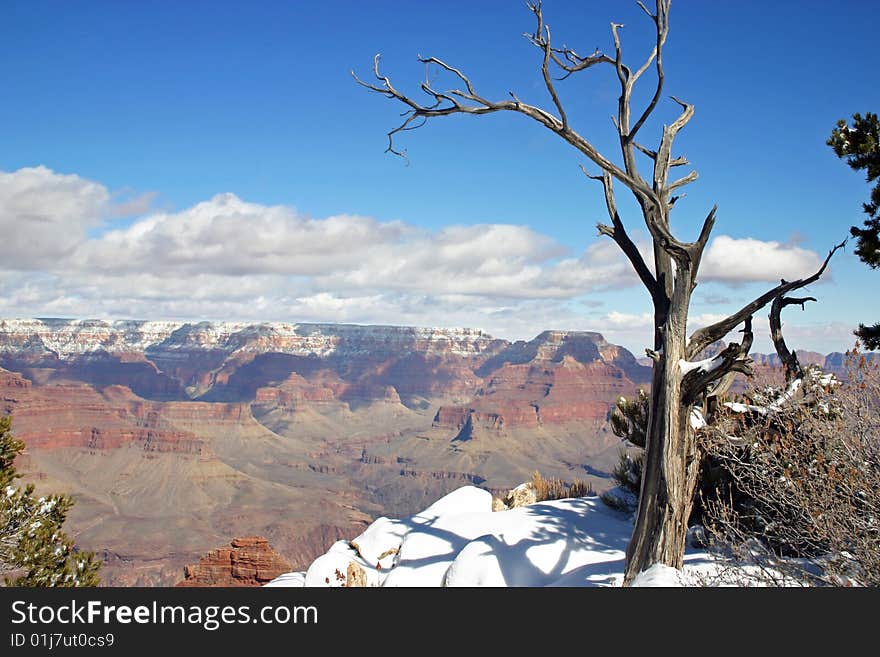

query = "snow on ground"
[265,485,744,588]
[630,563,685,587]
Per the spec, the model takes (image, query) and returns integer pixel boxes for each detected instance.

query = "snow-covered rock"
[264,484,784,588]
[503,482,538,509]
[349,516,408,570]
[410,485,493,521]
[266,486,642,587]
[303,540,371,587]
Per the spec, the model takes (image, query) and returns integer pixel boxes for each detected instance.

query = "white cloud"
[68,190,645,300]
[699,235,823,284]
[0,166,110,268]
[75,193,412,277]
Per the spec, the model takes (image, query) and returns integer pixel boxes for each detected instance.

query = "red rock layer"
[0,380,257,454]
[433,357,641,435]
[175,536,292,587]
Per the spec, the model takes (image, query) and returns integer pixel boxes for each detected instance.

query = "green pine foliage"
[828,111,880,349]
[610,389,648,448]
[601,390,648,512]
[0,415,101,586]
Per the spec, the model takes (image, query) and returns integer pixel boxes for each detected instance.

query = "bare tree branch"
[628,0,670,141]
[353,53,653,196]
[689,205,718,276]
[633,141,657,159]
[706,316,754,405]
[770,295,817,383]
[641,203,715,268]
[589,169,662,305]
[687,241,847,359]
[527,3,568,130]
[668,169,698,192]
[654,95,695,195]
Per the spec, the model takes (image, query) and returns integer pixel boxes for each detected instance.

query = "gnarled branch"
[589,169,662,306]
[770,295,817,383]
[681,319,754,406]
[706,316,754,408]
[628,0,669,141]
[526,3,569,130]
[653,95,695,198]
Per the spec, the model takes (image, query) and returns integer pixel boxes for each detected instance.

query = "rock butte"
[176,536,292,587]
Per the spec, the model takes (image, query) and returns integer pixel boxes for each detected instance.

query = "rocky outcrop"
[345,561,368,587]
[0,368,31,389]
[0,368,31,415]
[175,537,292,587]
[503,482,538,509]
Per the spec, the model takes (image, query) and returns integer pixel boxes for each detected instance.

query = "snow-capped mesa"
[264,485,738,588]
[0,317,497,359]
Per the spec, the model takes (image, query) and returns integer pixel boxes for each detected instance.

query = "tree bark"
[623,234,702,583]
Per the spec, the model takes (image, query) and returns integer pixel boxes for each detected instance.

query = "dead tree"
[354,0,844,584]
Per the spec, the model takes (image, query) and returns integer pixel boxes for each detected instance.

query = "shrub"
[530,471,593,502]
[601,391,647,513]
[700,351,880,585]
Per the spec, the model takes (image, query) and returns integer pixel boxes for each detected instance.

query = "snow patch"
[263,571,306,587]
[724,401,768,415]
[630,563,684,587]
[689,407,707,430]
[678,356,724,376]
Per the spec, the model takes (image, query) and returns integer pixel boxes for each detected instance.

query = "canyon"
[0,318,852,586]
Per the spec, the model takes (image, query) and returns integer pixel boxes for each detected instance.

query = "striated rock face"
[430,331,649,437]
[0,367,32,389]
[0,381,255,453]
[176,537,292,587]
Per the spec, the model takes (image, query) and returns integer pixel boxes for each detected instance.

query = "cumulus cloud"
[699,235,823,284]
[74,193,411,276]
[0,166,110,268]
[70,191,642,300]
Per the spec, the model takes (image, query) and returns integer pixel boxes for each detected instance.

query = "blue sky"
[0,0,877,354]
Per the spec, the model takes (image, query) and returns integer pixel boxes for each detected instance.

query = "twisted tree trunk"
[627,305,697,578]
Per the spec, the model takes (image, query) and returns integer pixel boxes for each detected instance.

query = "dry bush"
[700,350,880,586]
[530,471,594,502]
